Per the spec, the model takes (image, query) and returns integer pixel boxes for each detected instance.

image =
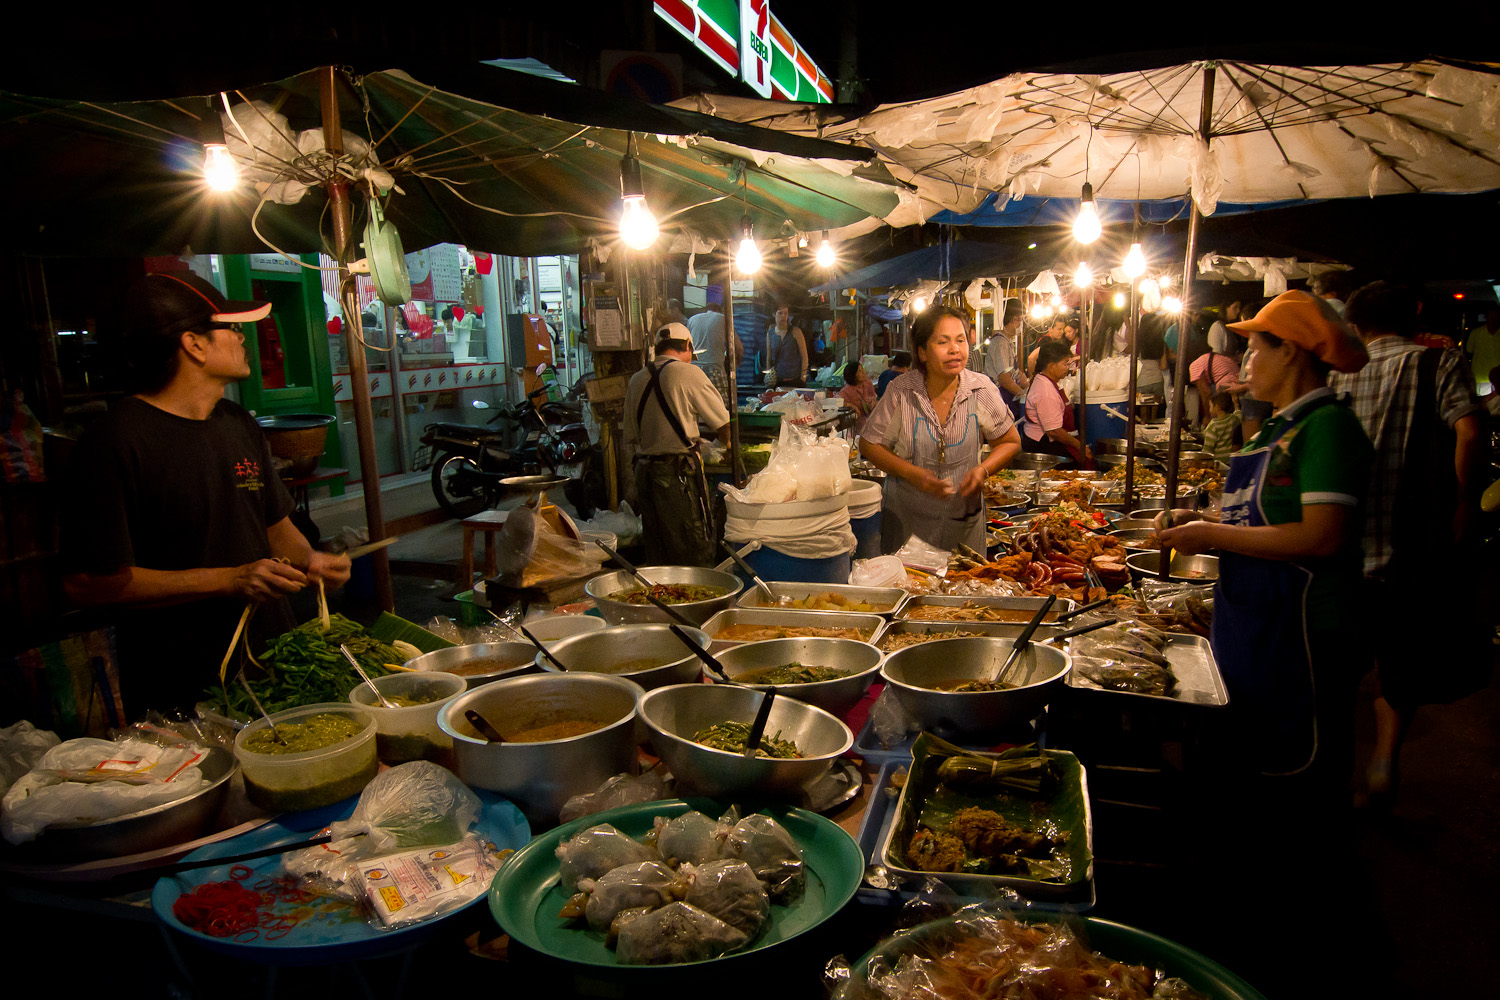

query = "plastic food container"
[348,671,466,766]
[233,703,378,813]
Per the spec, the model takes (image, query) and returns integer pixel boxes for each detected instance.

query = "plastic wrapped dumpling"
[582,861,686,931]
[555,823,659,891]
[683,859,770,937]
[652,810,725,866]
[615,901,749,965]
[723,814,805,902]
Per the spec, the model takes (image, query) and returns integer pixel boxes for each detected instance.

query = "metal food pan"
[1064,633,1228,707]
[700,608,887,653]
[734,582,908,616]
[873,619,1055,651]
[895,595,1076,623]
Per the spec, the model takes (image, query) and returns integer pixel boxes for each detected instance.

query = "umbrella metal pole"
[722,259,745,488]
[320,67,393,610]
[1160,63,1216,579]
[1124,277,1140,514]
[1077,295,1088,468]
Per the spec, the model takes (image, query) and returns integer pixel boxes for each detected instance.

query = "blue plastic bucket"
[740,546,852,585]
[1082,400,1129,454]
[851,512,883,560]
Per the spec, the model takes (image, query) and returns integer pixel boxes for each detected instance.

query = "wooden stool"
[458,510,510,589]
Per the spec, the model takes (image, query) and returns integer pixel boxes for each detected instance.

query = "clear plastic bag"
[282,761,480,886]
[559,769,671,825]
[869,685,919,748]
[849,556,907,589]
[357,833,502,929]
[615,901,748,965]
[650,809,725,866]
[683,859,770,937]
[581,860,687,931]
[555,823,658,892]
[0,721,60,798]
[723,813,805,902]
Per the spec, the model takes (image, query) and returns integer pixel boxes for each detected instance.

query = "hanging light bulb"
[912,295,927,313]
[1162,295,1183,313]
[1050,294,1062,307]
[798,234,809,248]
[815,230,835,268]
[1030,303,1046,321]
[735,215,761,274]
[617,140,658,249]
[203,143,238,192]
[1072,181,1101,244]
[1075,262,1095,288]
[1159,273,1173,289]
[1123,243,1147,279]
[1059,304,1071,314]
[1113,291,1126,309]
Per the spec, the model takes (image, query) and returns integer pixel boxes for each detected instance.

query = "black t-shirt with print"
[63,397,296,717]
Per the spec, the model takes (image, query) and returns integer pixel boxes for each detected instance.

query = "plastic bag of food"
[683,859,770,936]
[580,860,687,931]
[1,738,209,845]
[576,502,643,546]
[357,832,503,929]
[0,721,60,798]
[649,809,725,866]
[615,901,749,965]
[282,761,481,885]
[848,556,907,590]
[559,769,671,825]
[555,823,659,891]
[723,813,805,902]
[893,535,951,574]
[869,685,920,748]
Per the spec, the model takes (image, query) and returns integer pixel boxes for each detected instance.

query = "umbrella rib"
[1218,64,1310,200]
[405,125,593,177]
[368,84,438,152]
[1133,67,1203,136]
[1311,64,1463,108]
[410,169,612,223]
[1236,63,1500,172]
[78,101,198,143]
[224,90,313,178]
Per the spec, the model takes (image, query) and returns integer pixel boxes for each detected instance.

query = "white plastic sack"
[1,738,208,845]
[893,535,951,574]
[724,422,852,505]
[722,501,856,561]
[0,721,60,798]
[849,556,907,589]
[576,502,644,546]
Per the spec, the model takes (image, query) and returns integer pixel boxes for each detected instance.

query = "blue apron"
[1211,409,1319,776]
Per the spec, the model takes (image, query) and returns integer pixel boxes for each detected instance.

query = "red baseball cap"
[1229,290,1368,373]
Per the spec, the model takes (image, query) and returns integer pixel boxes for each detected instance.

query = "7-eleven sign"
[739,0,773,98]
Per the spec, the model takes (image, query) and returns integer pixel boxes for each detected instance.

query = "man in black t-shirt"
[62,272,351,717]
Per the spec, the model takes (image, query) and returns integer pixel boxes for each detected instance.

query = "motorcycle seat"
[540,401,584,420]
[427,421,504,438]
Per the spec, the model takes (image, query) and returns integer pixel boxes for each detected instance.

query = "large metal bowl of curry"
[584,566,742,626]
[534,623,710,690]
[880,637,1071,742]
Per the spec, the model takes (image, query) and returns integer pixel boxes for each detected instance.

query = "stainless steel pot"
[584,566,742,626]
[406,642,545,689]
[1125,550,1220,583]
[637,684,852,799]
[1008,454,1065,472]
[537,624,710,690]
[707,637,883,716]
[880,637,1071,741]
[438,673,644,829]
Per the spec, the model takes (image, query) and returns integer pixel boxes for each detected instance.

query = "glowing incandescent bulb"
[1075,262,1095,287]
[735,215,761,274]
[1162,295,1183,313]
[1072,182,1101,244]
[1123,243,1147,279]
[1113,292,1126,309]
[618,150,658,249]
[203,143,237,192]
[911,296,927,313]
[815,231,835,268]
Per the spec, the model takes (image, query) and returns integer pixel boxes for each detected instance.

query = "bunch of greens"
[210,614,402,717]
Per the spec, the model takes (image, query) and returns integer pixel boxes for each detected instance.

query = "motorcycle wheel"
[431,452,492,520]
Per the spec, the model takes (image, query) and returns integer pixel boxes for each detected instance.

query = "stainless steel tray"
[1063,632,1228,707]
[873,619,1040,652]
[895,595,1076,623]
[734,581,908,616]
[700,608,887,653]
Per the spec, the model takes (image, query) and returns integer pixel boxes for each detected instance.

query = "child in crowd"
[1201,391,1241,462]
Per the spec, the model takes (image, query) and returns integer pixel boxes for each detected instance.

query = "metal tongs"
[989,594,1056,687]
[595,541,696,628]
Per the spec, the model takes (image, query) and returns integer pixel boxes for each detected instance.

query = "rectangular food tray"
[735,582,909,617]
[895,595,1076,623]
[699,608,887,654]
[1063,633,1228,707]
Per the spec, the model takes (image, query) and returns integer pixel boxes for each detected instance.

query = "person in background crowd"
[624,323,731,567]
[1158,288,1372,835]
[1022,339,1090,465]
[1330,281,1486,808]
[1468,306,1500,393]
[1162,319,1210,427]
[1191,335,1245,426]
[1312,270,1355,316]
[876,351,911,397]
[860,306,1021,553]
[686,289,744,404]
[984,301,1029,418]
[1201,390,1242,462]
[1483,364,1500,418]
[1024,315,1069,378]
[767,304,808,388]
[61,273,351,718]
[1207,302,1243,353]
[837,362,878,435]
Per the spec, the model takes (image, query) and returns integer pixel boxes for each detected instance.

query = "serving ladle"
[595,541,697,628]
[742,687,778,759]
[721,541,777,604]
[989,594,1057,688]
[341,644,397,709]
[519,624,569,672]
[237,674,285,746]
[464,709,506,744]
[667,623,733,683]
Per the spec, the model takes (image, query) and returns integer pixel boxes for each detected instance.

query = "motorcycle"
[417,387,599,519]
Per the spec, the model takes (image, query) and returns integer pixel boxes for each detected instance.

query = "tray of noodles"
[877,734,1093,902]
